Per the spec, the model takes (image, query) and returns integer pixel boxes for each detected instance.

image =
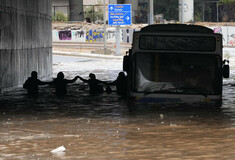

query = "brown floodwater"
[1,54,235,159]
[0,83,235,160]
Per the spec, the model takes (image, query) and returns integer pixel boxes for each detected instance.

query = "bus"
[123,24,230,105]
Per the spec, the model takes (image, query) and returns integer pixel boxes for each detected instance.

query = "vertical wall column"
[0,0,52,93]
[179,0,194,23]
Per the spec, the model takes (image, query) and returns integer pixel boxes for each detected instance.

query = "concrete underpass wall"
[0,0,52,93]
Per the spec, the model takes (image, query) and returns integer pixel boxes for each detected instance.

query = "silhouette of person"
[109,72,128,97]
[78,73,108,94]
[53,72,79,96]
[23,71,51,96]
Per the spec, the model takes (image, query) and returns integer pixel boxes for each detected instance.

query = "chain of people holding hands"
[23,71,128,97]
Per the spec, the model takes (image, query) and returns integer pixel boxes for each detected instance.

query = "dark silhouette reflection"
[23,71,51,96]
[109,72,128,97]
[78,73,108,94]
[53,72,79,96]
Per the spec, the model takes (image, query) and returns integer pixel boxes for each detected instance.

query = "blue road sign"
[108,4,131,25]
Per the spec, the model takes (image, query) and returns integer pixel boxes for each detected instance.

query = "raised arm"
[97,79,110,85]
[37,79,52,85]
[66,76,79,84]
[77,76,89,83]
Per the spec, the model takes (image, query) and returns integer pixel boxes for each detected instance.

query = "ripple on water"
[1,74,235,159]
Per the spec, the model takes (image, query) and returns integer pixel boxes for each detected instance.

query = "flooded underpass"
[1,49,235,159]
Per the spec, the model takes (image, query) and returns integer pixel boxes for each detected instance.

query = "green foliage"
[84,5,103,23]
[54,12,68,22]
[195,0,221,22]
[52,15,56,21]
[219,0,235,4]
[154,0,178,21]
[194,8,202,21]
[219,0,235,21]
[153,0,235,22]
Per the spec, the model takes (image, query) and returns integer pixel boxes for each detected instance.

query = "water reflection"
[1,53,235,159]
[0,83,235,159]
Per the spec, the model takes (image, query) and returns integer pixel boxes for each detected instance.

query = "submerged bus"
[123,24,229,105]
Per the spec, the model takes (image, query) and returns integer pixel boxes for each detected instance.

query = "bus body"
[123,24,229,105]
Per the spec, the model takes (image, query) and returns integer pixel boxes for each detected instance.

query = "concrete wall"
[52,26,235,47]
[52,28,135,43]
[179,0,194,23]
[0,0,52,93]
[209,26,235,46]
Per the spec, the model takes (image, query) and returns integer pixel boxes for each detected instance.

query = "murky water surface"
[1,51,235,159]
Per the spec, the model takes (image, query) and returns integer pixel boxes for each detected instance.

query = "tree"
[219,0,235,21]
[195,0,219,22]
[52,12,68,22]
[84,1,104,23]
[153,0,235,22]
[154,0,178,21]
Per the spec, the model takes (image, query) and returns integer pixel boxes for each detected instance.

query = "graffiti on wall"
[122,29,135,43]
[230,34,235,46]
[58,30,72,40]
[56,29,133,43]
[74,30,85,38]
[213,27,222,34]
[107,30,115,38]
[213,26,235,46]
[85,29,105,42]
[93,30,104,42]
[86,30,92,42]
[55,27,235,46]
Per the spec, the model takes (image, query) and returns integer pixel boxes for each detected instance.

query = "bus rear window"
[139,35,216,51]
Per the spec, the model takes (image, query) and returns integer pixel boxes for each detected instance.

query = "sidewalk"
[53,50,124,60]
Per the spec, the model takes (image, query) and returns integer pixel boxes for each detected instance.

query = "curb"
[53,50,124,60]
